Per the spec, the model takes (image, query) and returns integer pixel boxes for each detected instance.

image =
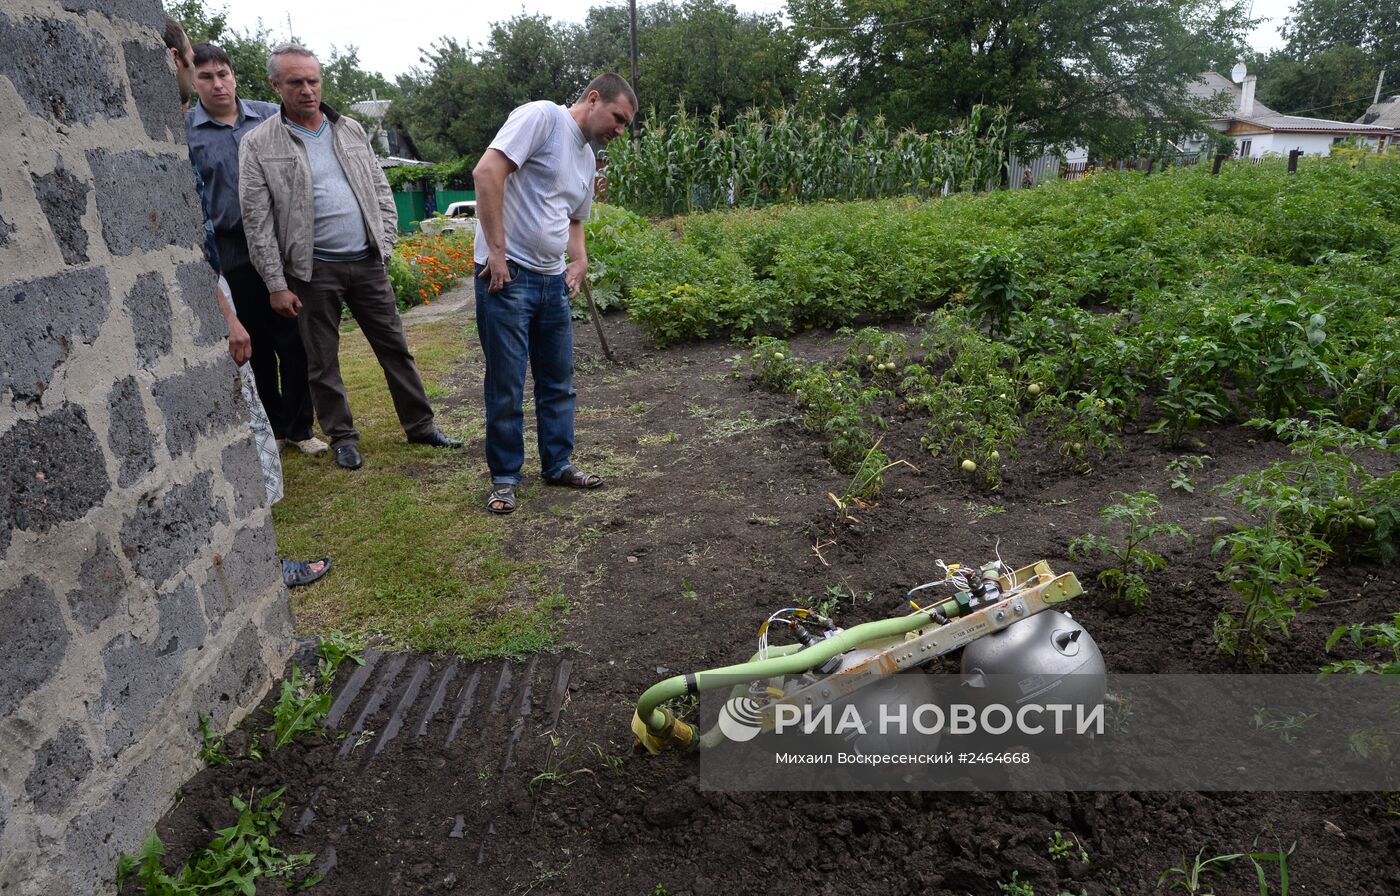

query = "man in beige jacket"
[238,43,459,470]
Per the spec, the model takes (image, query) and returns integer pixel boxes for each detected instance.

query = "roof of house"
[351,99,392,121]
[1357,96,1400,129]
[1192,71,1392,135]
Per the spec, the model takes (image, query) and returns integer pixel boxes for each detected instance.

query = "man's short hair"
[582,73,637,112]
[161,15,189,62]
[267,43,317,82]
[192,42,232,69]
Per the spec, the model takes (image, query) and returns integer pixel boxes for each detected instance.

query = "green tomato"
[961,459,978,474]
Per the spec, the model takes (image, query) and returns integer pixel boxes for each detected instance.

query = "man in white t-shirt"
[472,73,636,515]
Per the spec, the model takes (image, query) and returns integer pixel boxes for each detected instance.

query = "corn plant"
[1069,492,1190,607]
[605,104,1011,215]
[1157,847,1244,895]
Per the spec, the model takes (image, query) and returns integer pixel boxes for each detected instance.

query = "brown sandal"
[486,485,517,514]
[546,466,603,489]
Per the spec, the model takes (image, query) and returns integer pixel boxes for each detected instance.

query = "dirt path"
[145,305,1400,896]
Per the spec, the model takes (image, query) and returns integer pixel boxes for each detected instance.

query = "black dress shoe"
[408,429,463,449]
[334,444,363,469]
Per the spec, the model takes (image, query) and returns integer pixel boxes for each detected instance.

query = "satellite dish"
[1231,63,1247,84]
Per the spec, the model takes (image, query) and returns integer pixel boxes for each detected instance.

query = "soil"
[143,293,1400,896]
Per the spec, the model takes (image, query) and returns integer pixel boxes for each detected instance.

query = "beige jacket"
[237,104,397,292]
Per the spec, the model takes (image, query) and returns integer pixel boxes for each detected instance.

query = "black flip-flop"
[545,466,603,489]
[282,557,332,587]
[486,485,517,514]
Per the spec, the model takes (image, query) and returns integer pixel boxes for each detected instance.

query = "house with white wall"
[1355,94,1400,152]
[1182,71,1392,159]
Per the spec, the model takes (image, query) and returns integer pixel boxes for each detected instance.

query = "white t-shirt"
[474,101,595,276]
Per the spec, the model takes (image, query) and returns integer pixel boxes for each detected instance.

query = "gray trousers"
[289,256,435,447]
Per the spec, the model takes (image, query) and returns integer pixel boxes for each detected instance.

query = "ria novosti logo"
[719,694,1104,740]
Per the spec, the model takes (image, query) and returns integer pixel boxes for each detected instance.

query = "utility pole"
[629,0,640,137]
[1375,68,1387,106]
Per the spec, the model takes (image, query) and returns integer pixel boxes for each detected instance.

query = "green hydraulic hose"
[636,610,934,735]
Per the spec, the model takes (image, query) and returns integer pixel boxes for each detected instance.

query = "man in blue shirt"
[186,43,324,457]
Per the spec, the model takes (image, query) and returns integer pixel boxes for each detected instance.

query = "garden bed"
[139,309,1399,896]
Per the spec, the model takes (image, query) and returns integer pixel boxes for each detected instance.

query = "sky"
[217,0,1296,82]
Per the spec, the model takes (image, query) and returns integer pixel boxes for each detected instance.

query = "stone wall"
[0,1,293,892]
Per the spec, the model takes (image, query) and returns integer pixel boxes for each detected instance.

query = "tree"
[390,39,487,162]
[1253,44,1379,121]
[165,0,278,102]
[637,0,807,122]
[1250,0,1400,120]
[1282,0,1399,71]
[787,0,1250,154]
[165,0,397,110]
[391,1,808,162]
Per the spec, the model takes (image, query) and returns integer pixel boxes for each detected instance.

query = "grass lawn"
[271,318,566,658]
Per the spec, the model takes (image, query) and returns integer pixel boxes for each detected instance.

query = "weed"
[1322,612,1400,675]
[1167,455,1212,494]
[1048,830,1089,864]
[511,858,573,896]
[1157,847,1243,895]
[269,665,332,750]
[996,870,1035,896]
[1069,492,1189,606]
[964,501,1006,520]
[662,693,699,722]
[529,737,591,793]
[315,630,366,686]
[800,583,870,619]
[589,743,625,777]
[1252,707,1317,744]
[1245,837,1295,895]
[680,580,698,601]
[196,713,230,768]
[116,789,318,894]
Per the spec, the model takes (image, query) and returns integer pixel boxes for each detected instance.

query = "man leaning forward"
[472,73,636,513]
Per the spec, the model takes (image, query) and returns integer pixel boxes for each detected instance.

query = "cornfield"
[604,105,1012,216]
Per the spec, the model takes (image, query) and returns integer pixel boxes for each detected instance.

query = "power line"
[1283,90,1389,116]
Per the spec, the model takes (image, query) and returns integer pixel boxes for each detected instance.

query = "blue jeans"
[474,261,576,485]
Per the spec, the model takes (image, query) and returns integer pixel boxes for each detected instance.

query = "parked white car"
[419,200,476,235]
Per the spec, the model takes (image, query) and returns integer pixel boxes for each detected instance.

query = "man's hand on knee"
[270,289,303,318]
